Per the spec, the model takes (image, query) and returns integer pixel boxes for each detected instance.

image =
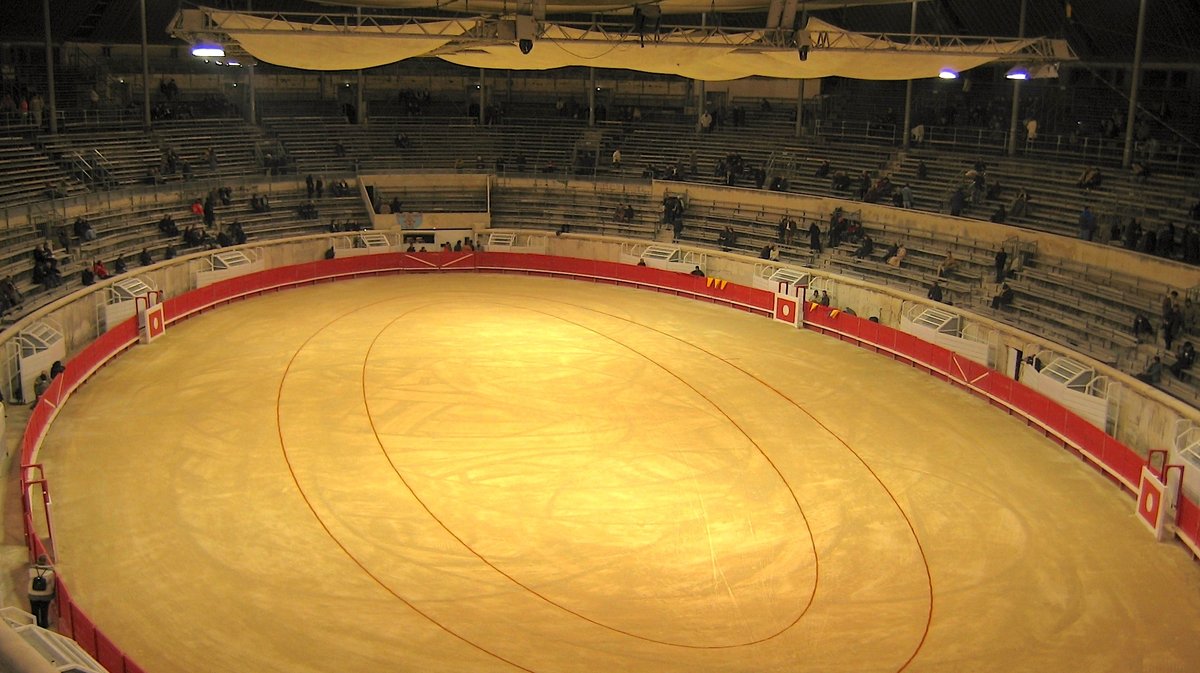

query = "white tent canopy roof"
[186,8,1069,81]
[310,0,917,15]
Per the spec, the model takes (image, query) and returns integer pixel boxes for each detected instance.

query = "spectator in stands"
[1160,222,1177,258]
[30,93,44,128]
[1132,313,1154,344]
[990,283,1014,310]
[857,171,871,200]
[217,228,233,247]
[948,188,965,217]
[406,243,417,253]
[205,148,218,171]
[219,186,232,206]
[830,170,851,192]
[191,198,204,217]
[1170,342,1196,381]
[993,247,1008,283]
[1184,298,1199,334]
[231,221,247,245]
[927,281,944,303]
[1124,218,1142,250]
[819,291,830,307]
[844,219,863,244]
[881,241,898,262]
[829,212,846,248]
[910,124,925,145]
[158,214,179,237]
[1164,300,1183,351]
[937,251,957,279]
[1024,118,1038,142]
[1136,356,1163,384]
[316,177,324,199]
[203,195,216,228]
[916,160,928,180]
[33,243,50,267]
[74,217,96,242]
[989,204,1007,224]
[30,372,50,407]
[854,235,875,260]
[690,266,705,277]
[1009,188,1030,219]
[1077,206,1096,241]
[1076,166,1103,190]
[900,183,913,209]
[886,243,907,267]
[181,160,193,180]
[612,148,622,170]
[809,222,822,254]
[718,226,737,251]
[0,276,22,312]
[164,245,176,260]
[814,160,831,179]
[306,174,315,198]
[138,248,153,266]
[1162,291,1180,323]
[112,255,127,275]
[1132,160,1151,184]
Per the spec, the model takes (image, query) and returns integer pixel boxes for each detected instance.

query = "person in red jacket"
[93,260,110,279]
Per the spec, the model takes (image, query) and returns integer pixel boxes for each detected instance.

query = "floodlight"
[938,68,959,80]
[1006,66,1030,80]
[191,42,224,58]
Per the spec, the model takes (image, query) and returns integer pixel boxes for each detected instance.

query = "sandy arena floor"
[38,274,1200,673]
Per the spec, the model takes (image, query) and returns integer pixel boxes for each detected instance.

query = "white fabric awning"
[211,12,1046,81]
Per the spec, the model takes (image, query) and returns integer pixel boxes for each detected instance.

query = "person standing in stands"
[611,148,622,171]
[1078,205,1096,241]
[927,281,944,303]
[993,247,1008,283]
[809,221,822,254]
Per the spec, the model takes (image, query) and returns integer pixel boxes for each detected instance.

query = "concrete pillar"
[900,0,918,149]
[1122,0,1149,167]
[1006,0,1027,156]
[42,0,58,134]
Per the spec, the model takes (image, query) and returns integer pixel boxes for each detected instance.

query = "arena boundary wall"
[14,247,1200,673]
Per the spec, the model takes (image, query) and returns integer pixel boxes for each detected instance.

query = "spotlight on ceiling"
[938,68,959,80]
[191,42,225,58]
[1006,66,1030,80]
[516,15,536,55]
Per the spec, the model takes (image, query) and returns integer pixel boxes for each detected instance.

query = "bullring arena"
[14,249,1200,673]
[5,1,1200,673]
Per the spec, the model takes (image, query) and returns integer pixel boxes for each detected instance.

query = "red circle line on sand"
[359,301,820,650]
[510,292,935,673]
[274,297,539,673]
[271,282,933,672]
